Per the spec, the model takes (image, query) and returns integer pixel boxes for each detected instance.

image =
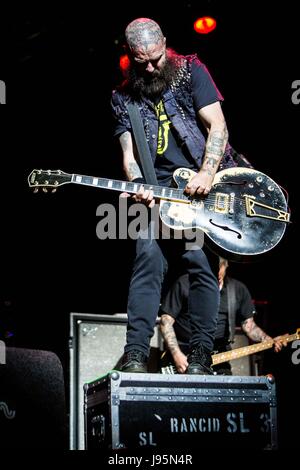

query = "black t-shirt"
[191,61,224,110]
[160,273,255,343]
[154,61,223,186]
[153,100,196,186]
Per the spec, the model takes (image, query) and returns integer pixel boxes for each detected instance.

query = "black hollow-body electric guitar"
[28,167,290,260]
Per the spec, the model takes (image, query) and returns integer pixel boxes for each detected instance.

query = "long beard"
[127,56,179,101]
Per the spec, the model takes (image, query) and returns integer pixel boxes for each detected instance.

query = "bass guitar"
[161,329,300,374]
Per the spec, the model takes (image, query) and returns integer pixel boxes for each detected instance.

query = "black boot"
[186,344,214,375]
[120,350,148,373]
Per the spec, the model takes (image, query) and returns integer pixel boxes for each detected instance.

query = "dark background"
[2,0,299,449]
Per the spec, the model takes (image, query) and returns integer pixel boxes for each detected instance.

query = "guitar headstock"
[28,169,72,193]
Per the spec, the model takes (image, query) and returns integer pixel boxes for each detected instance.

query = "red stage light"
[119,54,130,71]
[194,16,217,34]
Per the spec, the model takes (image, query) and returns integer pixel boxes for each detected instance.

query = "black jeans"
[125,226,219,356]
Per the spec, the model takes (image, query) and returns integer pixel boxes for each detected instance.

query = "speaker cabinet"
[0,348,66,448]
[69,313,162,450]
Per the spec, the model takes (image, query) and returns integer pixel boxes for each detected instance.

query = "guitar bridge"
[245,196,291,222]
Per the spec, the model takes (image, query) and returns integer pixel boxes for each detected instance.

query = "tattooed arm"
[241,317,284,352]
[160,314,188,373]
[241,317,270,342]
[185,101,228,196]
[119,131,143,181]
[119,131,155,207]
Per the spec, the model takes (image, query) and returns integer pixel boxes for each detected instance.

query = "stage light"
[119,54,130,72]
[194,16,217,34]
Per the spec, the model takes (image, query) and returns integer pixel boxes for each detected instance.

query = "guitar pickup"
[214,193,230,214]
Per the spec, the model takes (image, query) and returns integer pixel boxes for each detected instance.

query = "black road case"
[84,371,277,450]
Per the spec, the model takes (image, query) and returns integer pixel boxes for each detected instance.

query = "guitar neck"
[212,333,298,365]
[72,174,188,203]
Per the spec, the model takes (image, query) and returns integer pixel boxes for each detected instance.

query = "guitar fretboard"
[212,333,298,365]
[71,174,190,203]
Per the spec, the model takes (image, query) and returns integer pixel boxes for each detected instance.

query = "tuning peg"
[42,188,48,193]
[51,189,57,193]
[33,188,39,193]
